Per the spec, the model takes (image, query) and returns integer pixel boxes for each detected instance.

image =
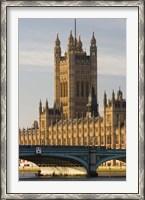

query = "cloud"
[19,50,54,71]
[19,48,126,76]
[18,18,126,128]
[98,53,126,76]
[19,18,126,76]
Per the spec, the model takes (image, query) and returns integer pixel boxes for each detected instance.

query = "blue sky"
[19,18,126,128]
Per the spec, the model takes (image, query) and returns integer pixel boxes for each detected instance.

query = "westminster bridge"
[19,145,126,176]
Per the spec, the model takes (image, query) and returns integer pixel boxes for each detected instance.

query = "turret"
[54,33,61,57]
[112,90,115,103]
[90,32,97,56]
[46,99,49,111]
[117,87,123,101]
[77,35,83,52]
[55,33,60,44]
[90,32,97,100]
[104,90,107,107]
[91,32,96,45]
[39,100,42,114]
[54,33,61,107]
[68,30,74,52]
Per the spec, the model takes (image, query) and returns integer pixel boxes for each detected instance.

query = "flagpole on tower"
[74,19,77,48]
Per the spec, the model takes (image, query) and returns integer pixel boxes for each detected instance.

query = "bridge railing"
[19,145,126,155]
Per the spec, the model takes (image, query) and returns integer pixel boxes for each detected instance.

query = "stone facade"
[19,90,126,150]
[19,31,126,167]
[54,31,98,119]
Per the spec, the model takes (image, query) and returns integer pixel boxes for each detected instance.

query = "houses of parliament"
[19,27,126,164]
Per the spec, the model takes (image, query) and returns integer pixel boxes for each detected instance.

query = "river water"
[19,172,126,181]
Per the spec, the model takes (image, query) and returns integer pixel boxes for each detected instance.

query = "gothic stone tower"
[54,30,98,119]
[103,89,126,149]
[39,99,61,145]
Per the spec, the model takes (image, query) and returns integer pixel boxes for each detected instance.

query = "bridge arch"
[96,155,126,169]
[48,154,89,172]
[19,154,89,173]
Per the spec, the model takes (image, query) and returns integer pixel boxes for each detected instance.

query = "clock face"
[92,52,95,56]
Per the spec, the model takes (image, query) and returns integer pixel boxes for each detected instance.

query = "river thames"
[19,172,126,181]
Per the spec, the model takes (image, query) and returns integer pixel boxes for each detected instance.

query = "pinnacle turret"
[112,90,115,102]
[104,90,107,107]
[69,30,73,41]
[117,87,123,100]
[46,99,49,110]
[55,33,60,45]
[39,99,42,114]
[77,35,83,51]
[54,33,61,57]
[90,32,97,57]
[91,32,96,45]
[68,30,74,52]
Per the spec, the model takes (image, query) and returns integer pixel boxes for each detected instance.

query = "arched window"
[76,82,79,97]
[60,83,62,97]
[81,81,84,97]
[64,82,66,97]
[62,82,65,97]
[86,82,89,97]
[66,82,68,97]
[63,83,65,97]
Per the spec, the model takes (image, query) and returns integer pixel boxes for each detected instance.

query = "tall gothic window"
[81,81,84,97]
[66,82,68,97]
[86,82,89,97]
[60,83,62,97]
[76,82,79,97]
[60,83,61,97]
[63,82,66,97]
[64,82,66,97]
[62,82,65,97]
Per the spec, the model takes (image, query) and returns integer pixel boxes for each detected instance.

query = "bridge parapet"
[19,145,125,154]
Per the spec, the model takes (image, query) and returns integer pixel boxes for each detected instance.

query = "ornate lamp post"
[88,135,96,176]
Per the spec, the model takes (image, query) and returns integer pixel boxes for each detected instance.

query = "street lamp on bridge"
[88,135,98,177]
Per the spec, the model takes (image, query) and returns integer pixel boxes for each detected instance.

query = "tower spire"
[39,99,42,114]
